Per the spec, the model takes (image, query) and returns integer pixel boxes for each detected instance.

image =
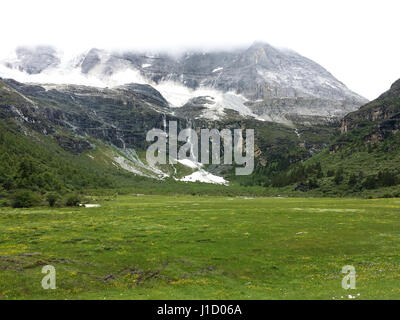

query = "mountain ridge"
[0,42,368,125]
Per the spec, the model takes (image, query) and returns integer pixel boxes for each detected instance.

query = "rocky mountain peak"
[0,42,368,125]
[239,41,281,67]
[390,78,400,92]
[14,45,60,74]
[340,78,400,136]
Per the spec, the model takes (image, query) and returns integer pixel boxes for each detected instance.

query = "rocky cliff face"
[0,77,318,182]
[11,46,60,74]
[0,42,370,183]
[0,79,174,151]
[0,42,368,125]
[340,79,400,141]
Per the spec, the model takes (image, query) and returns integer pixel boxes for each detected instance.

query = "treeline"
[237,150,309,187]
[270,162,323,188]
[240,158,400,193]
[0,120,114,204]
[240,161,323,188]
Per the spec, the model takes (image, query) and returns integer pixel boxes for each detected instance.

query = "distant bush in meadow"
[12,190,41,208]
[65,194,81,207]
[46,192,60,207]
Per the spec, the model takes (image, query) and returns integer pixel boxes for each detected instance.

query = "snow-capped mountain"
[0,42,367,125]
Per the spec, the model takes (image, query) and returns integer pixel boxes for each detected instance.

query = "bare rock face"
[0,42,368,125]
[116,83,169,108]
[119,43,367,124]
[388,79,400,93]
[14,46,60,74]
[339,78,400,148]
[341,78,400,131]
[80,48,104,74]
[190,42,365,102]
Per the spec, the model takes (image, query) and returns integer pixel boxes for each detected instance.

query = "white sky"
[1,0,399,100]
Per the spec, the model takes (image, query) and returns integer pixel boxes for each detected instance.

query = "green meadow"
[1,195,400,300]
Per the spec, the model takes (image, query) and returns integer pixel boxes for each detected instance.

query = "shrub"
[363,175,377,189]
[327,169,335,177]
[65,194,81,207]
[307,178,319,189]
[334,168,344,185]
[348,173,357,187]
[0,200,9,207]
[46,192,59,207]
[12,190,41,208]
[377,170,397,187]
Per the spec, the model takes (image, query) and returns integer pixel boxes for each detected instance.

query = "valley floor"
[1,195,400,299]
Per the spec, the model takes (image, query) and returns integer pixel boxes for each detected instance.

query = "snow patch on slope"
[176,158,227,185]
[115,147,169,179]
[0,53,147,88]
[212,67,223,73]
[0,62,259,121]
[113,156,147,176]
[0,53,268,122]
[177,158,203,169]
[180,169,228,185]
[0,62,146,88]
[156,81,258,120]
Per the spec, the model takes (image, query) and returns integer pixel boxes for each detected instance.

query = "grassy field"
[1,195,400,300]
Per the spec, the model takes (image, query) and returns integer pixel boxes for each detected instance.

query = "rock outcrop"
[1,42,368,125]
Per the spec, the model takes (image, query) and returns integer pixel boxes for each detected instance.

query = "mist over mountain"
[0,42,372,187]
[2,0,400,302]
[0,42,367,125]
